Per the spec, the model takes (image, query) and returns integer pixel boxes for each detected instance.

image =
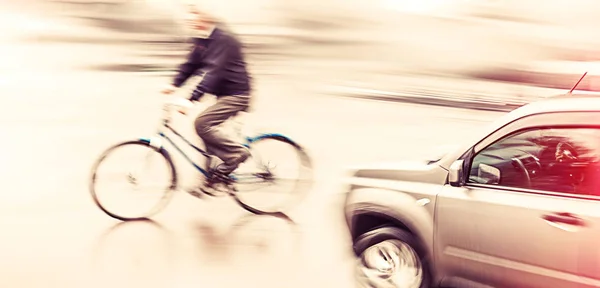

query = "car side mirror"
[449,159,465,187]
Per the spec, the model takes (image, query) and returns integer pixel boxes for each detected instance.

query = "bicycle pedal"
[200,184,231,197]
[188,190,205,199]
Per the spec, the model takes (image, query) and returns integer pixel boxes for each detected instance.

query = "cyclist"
[162,4,252,189]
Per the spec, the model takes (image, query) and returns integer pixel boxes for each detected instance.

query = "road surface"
[0,11,504,288]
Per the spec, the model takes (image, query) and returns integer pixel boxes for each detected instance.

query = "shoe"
[238,147,251,164]
[199,170,234,196]
[210,149,251,180]
[206,170,234,186]
[220,148,251,174]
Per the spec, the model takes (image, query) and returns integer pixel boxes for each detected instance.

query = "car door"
[435,126,600,288]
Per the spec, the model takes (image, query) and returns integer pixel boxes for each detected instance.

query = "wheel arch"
[345,188,435,250]
[345,187,439,281]
[350,209,413,244]
[350,207,441,284]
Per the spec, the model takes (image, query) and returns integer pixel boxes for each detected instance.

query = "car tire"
[354,226,431,288]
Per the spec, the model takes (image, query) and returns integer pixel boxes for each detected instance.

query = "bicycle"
[89,98,313,221]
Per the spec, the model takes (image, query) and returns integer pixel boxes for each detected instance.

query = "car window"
[468,127,600,196]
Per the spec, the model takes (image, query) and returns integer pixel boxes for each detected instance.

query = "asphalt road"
[0,11,505,288]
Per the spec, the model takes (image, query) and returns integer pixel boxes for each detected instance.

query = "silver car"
[344,94,600,288]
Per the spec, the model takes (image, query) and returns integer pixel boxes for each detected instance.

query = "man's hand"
[172,97,194,115]
[161,84,178,95]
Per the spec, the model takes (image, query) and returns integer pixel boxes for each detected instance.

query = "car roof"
[438,93,600,170]
[506,93,600,121]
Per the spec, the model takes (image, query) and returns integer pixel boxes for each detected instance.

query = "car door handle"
[541,212,587,227]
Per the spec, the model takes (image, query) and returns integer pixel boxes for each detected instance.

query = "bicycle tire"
[231,135,313,215]
[89,140,178,221]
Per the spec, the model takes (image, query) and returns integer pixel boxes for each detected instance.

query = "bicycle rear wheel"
[231,135,313,215]
[89,140,178,221]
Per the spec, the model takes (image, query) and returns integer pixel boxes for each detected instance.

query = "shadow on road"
[91,212,301,268]
[192,212,302,264]
[91,219,176,262]
[90,219,177,287]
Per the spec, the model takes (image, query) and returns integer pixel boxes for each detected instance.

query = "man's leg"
[195,95,251,178]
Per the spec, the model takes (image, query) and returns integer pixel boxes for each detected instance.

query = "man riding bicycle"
[162,4,252,190]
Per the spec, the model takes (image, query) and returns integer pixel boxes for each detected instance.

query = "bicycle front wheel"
[89,140,178,221]
[231,135,313,215]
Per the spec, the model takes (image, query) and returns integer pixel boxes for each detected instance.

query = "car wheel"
[354,226,431,288]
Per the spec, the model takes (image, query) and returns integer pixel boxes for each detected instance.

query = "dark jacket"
[172,27,251,100]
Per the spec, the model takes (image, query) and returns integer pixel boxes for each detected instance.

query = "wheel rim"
[232,137,313,214]
[358,240,423,288]
[91,142,176,220]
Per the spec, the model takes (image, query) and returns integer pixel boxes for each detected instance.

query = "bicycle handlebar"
[162,98,186,124]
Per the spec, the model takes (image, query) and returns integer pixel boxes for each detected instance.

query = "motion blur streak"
[1,0,599,287]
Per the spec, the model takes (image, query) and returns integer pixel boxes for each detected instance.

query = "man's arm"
[189,37,232,101]
[172,46,201,88]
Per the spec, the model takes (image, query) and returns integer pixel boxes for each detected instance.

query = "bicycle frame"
[138,102,275,182]
[164,123,251,178]
[90,100,311,221]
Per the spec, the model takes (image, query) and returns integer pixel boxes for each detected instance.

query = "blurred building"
[36,0,600,79]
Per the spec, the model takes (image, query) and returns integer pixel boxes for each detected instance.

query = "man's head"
[185,4,217,32]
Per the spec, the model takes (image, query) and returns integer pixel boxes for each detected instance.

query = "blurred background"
[10,0,600,98]
[9,0,600,100]
[1,0,600,287]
